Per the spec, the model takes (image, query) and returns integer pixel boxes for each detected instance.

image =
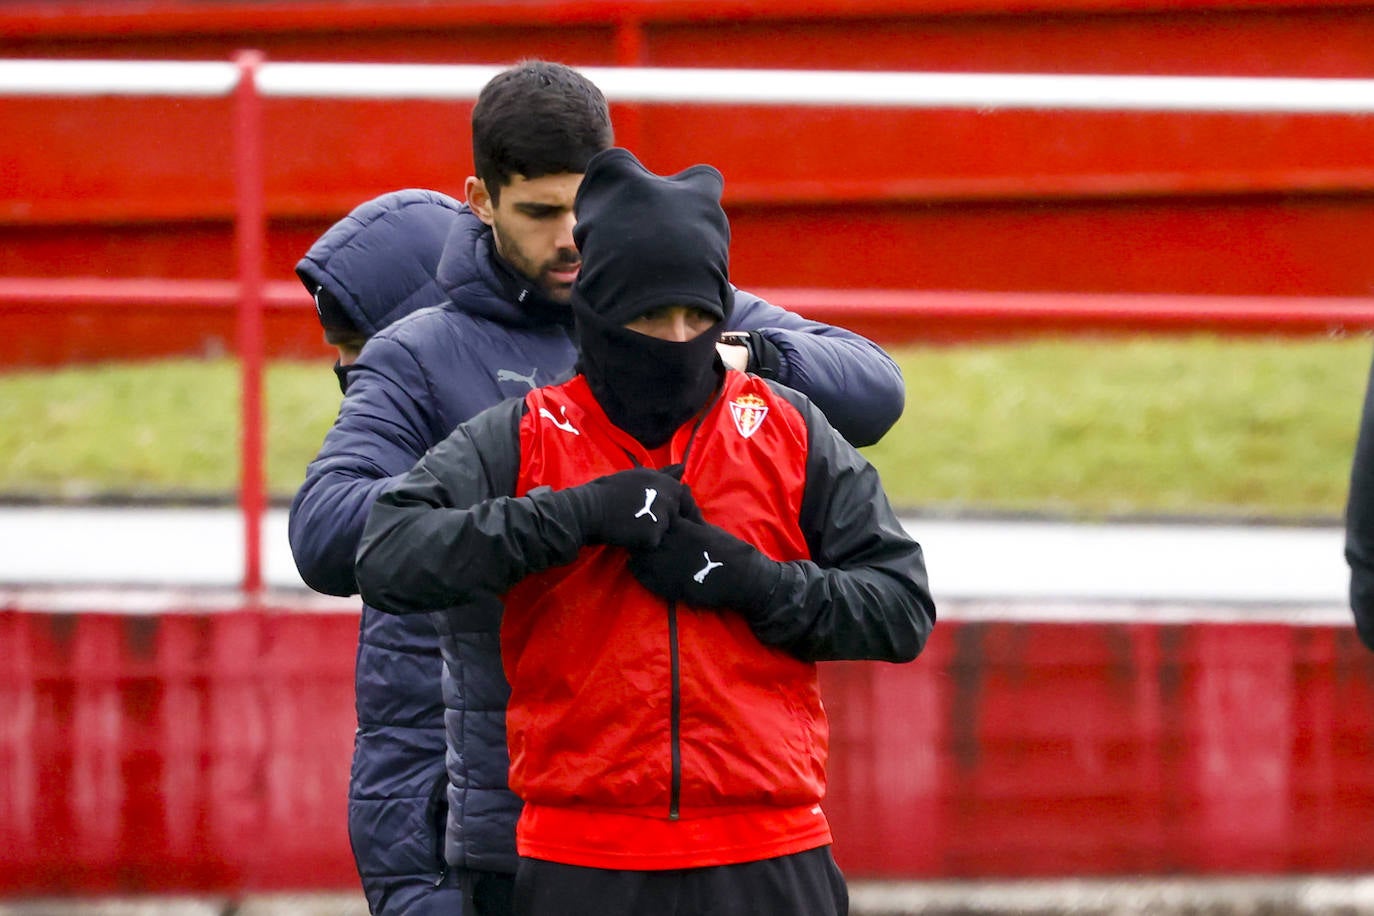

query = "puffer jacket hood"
[296,188,465,336]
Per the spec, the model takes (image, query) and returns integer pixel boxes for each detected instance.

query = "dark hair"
[472,60,614,204]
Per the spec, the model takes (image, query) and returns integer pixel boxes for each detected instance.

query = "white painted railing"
[4,58,1374,112]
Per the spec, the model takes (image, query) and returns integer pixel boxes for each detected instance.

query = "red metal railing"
[233,50,267,596]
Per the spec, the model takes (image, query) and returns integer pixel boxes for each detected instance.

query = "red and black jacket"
[358,370,934,869]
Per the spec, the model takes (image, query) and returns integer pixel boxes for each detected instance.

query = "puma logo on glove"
[692,551,724,583]
[556,466,687,550]
[635,489,660,524]
[627,513,782,620]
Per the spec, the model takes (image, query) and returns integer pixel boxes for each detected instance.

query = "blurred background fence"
[2,0,1374,904]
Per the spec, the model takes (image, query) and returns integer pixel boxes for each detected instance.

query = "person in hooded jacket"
[289,61,908,916]
[295,186,472,910]
[355,146,935,916]
[300,188,465,393]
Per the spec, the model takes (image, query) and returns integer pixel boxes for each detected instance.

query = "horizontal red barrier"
[0,277,302,310]
[3,277,1370,366]
[755,288,1374,343]
[7,277,1372,329]
[1,605,1370,895]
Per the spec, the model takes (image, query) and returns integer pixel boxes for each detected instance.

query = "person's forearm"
[289,471,395,596]
[752,542,934,663]
[289,337,439,596]
[356,399,590,616]
[359,483,589,614]
[766,330,904,446]
[753,382,934,660]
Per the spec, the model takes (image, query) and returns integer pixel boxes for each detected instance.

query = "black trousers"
[513,845,848,916]
[471,869,517,915]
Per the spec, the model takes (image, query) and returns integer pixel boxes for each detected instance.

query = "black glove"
[628,514,782,618]
[557,466,687,550]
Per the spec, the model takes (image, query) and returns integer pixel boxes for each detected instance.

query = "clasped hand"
[574,465,690,550]
[626,488,778,617]
[568,467,780,615]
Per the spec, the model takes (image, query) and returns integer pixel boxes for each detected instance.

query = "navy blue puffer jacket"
[289,203,906,911]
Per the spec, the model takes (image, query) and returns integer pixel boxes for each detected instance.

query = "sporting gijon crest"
[728,393,769,439]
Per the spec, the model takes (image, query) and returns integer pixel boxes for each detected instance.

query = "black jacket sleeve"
[1345,349,1374,651]
[742,382,936,664]
[356,398,586,616]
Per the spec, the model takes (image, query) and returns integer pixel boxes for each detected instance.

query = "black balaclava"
[571,148,733,448]
[313,287,362,394]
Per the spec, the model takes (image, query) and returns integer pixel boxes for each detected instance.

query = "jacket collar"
[436,212,576,331]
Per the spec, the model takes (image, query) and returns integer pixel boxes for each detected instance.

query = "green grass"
[870,336,1369,520]
[0,335,1368,520]
[0,359,339,501]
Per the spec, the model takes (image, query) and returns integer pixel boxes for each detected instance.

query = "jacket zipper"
[641,419,707,824]
[662,413,713,823]
[668,598,682,821]
[426,775,450,887]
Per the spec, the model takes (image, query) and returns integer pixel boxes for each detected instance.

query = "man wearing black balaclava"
[356,148,936,916]
[569,147,732,447]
